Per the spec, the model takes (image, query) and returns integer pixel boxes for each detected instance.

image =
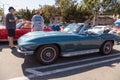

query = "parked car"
[0,21,53,41]
[111,19,120,34]
[110,24,120,34]
[0,21,32,41]
[42,26,53,31]
[17,23,120,64]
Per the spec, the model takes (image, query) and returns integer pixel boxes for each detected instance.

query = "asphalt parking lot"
[0,42,120,80]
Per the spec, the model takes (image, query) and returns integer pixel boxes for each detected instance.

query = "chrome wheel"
[36,45,59,64]
[100,41,113,55]
[40,47,57,63]
[103,42,112,54]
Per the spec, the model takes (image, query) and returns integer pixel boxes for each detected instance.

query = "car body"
[0,21,32,41]
[17,23,120,64]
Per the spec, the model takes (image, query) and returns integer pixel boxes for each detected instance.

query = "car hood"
[18,31,78,46]
[19,31,77,41]
[24,31,72,37]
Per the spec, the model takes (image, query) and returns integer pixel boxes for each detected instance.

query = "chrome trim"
[62,49,99,57]
[17,48,34,55]
[0,39,17,41]
[0,39,8,41]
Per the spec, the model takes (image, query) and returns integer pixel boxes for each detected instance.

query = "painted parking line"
[26,53,120,71]
[29,57,120,77]
[9,56,120,80]
[26,54,120,76]
[8,76,29,80]
[9,53,120,80]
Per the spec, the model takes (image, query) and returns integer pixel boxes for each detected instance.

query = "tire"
[100,41,113,55]
[36,45,59,64]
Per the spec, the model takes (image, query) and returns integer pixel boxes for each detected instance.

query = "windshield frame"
[16,22,25,29]
[63,23,84,34]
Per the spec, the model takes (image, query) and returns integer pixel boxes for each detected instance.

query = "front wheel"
[100,41,113,55]
[36,45,59,64]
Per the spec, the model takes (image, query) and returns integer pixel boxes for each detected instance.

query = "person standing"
[5,7,16,49]
[31,10,44,31]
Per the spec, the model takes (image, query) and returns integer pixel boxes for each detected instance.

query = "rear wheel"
[100,41,113,55]
[36,45,59,64]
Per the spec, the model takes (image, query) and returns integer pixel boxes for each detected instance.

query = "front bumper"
[17,47,34,55]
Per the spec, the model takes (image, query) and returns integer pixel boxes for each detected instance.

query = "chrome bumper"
[17,47,34,55]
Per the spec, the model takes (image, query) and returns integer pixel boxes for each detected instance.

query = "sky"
[1,0,119,15]
[0,0,83,14]
[0,0,55,14]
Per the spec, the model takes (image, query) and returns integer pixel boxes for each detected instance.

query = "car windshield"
[16,22,25,29]
[63,23,83,33]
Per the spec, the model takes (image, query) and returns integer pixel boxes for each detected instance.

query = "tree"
[59,0,92,23]
[114,2,120,15]
[60,0,76,22]
[77,4,92,22]
[0,9,4,16]
[42,5,58,23]
[83,0,120,24]
[83,0,120,15]
[55,0,60,7]
[14,5,59,23]
[14,8,34,21]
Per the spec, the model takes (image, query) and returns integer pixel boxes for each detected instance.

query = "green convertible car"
[17,23,120,64]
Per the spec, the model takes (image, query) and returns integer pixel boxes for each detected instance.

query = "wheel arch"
[99,40,114,55]
[102,40,114,46]
[34,43,61,55]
